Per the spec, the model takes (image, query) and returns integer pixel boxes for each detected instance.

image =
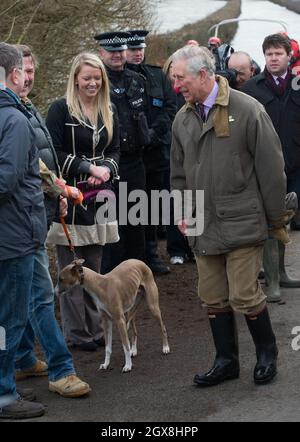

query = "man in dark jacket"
[126,30,177,275]
[13,45,90,398]
[0,42,46,419]
[242,33,300,302]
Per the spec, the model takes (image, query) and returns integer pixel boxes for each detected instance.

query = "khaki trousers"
[195,246,266,315]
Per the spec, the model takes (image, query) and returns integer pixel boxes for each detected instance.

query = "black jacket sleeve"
[46,98,85,178]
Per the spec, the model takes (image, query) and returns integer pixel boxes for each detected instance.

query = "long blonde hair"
[66,52,113,145]
[163,55,173,78]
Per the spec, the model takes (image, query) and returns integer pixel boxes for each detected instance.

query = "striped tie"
[196,103,206,122]
[277,77,284,86]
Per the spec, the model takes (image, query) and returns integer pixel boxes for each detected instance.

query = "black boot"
[146,240,170,275]
[194,310,239,387]
[245,307,278,385]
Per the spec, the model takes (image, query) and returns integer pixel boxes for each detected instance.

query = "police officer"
[95,31,149,269]
[126,30,177,275]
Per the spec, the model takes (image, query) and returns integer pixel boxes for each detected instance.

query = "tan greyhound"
[57,259,170,372]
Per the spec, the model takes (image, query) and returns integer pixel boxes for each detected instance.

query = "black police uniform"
[127,30,177,274]
[94,31,150,270]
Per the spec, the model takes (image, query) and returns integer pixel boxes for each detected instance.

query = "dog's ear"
[72,259,85,268]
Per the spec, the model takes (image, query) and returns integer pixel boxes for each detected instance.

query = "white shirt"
[272,71,288,85]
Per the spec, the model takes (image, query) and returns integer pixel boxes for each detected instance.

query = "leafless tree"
[0,0,156,112]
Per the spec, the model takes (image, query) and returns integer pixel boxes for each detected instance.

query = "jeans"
[15,246,75,382]
[0,254,35,407]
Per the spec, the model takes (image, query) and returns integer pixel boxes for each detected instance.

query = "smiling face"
[75,64,102,100]
[19,55,35,98]
[264,45,291,76]
[99,47,127,71]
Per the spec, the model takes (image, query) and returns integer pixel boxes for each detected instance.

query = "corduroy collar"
[185,75,230,137]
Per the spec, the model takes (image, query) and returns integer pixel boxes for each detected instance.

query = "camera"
[215,68,238,88]
[209,42,238,88]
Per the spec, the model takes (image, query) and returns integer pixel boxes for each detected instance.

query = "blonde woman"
[46,52,120,351]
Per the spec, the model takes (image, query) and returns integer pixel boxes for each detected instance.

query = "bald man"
[228,51,255,89]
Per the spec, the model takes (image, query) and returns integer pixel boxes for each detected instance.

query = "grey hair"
[172,45,216,76]
[0,42,23,78]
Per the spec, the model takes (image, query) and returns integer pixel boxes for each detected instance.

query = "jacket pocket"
[29,205,47,244]
[231,152,246,192]
[216,195,265,248]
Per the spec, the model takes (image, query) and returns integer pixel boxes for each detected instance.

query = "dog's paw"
[130,350,137,357]
[162,345,170,354]
[98,363,109,371]
[130,347,137,357]
[122,364,132,373]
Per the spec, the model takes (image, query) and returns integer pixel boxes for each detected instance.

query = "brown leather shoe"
[16,360,48,381]
[0,399,45,419]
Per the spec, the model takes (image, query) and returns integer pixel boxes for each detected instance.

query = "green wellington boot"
[263,239,281,303]
[278,241,300,288]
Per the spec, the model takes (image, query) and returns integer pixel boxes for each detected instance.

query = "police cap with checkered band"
[127,30,149,49]
[94,31,130,52]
